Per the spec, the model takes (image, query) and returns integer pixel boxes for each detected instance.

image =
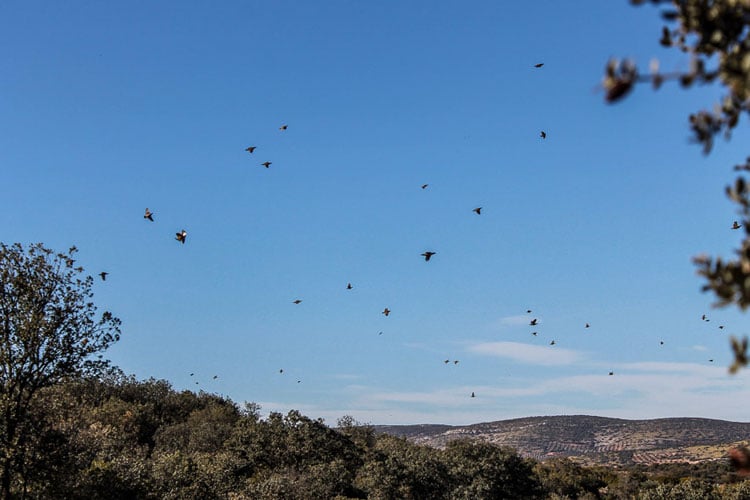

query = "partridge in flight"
[279,124,288,131]
[99,272,108,281]
[175,230,187,244]
[382,308,391,317]
[245,146,256,153]
[261,161,272,168]
[144,208,154,221]
[293,299,302,304]
[540,131,547,139]
[473,207,482,215]
[534,63,544,68]
[421,251,436,261]
[733,221,742,230]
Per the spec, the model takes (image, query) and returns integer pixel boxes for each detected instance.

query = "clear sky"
[2,1,750,425]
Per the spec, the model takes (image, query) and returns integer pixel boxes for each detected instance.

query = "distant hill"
[374,415,750,466]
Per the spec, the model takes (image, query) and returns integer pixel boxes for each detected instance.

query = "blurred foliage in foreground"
[604,0,750,376]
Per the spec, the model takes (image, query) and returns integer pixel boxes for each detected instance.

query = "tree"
[0,243,121,499]
[603,1,750,373]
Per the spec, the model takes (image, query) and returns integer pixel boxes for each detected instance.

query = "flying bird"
[245,146,256,153]
[453,360,459,365]
[473,207,482,215]
[530,318,538,326]
[660,341,664,345]
[279,124,288,131]
[444,359,450,364]
[382,308,391,316]
[550,340,556,345]
[293,299,302,304]
[608,371,614,376]
[99,272,108,281]
[378,331,383,335]
[421,184,429,189]
[212,375,218,379]
[470,392,475,398]
[144,208,154,221]
[531,332,538,336]
[261,161,272,168]
[527,309,532,314]
[540,131,547,139]
[190,373,194,376]
[175,230,187,244]
[534,63,544,68]
[733,221,742,229]
[421,251,436,261]
[585,323,590,328]
[702,314,709,321]
[346,283,353,290]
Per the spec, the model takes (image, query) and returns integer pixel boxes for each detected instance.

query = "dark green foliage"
[442,439,544,499]
[0,243,121,499]
[535,458,611,499]
[3,370,750,498]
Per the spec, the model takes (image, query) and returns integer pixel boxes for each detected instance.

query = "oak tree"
[0,243,120,499]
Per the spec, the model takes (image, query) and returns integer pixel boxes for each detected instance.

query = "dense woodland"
[0,371,746,499]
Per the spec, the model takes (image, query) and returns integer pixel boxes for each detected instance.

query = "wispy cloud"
[467,341,582,366]
[494,315,535,328]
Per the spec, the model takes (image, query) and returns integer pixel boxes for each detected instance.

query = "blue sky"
[3,0,750,425]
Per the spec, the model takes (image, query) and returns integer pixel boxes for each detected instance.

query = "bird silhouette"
[527,309,532,313]
[540,131,547,139]
[382,308,391,316]
[144,208,154,221]
[473,207,482,215]
[261,161,272,168]
[175,230,187,244]
[660,341,664,345]
[212,375,218,379]
[454,360,459,365]
[470,392,475,398]
[534,63,544,68]
[531,332,538,336]
[293,299,302,304]
[709,359,714,363]
[99,272,108,281]
[608,371,614,376]
[585,323,590,328]
[279,124,288,131]
[720,325,725,329]
[279,369,284,373]
[702,314,709,321]
[245,146,256,153]
[733,221,742,229]
[421,184,429,189]
[421,251,436,261]
[346,283,353,290]
[378,331,383,335]
[530,318,538,326]
[190,373,194,376]
[444,359,450,364]
[550,340,556,345]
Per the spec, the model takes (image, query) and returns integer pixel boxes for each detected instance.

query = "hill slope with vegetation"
[376,415,750,466]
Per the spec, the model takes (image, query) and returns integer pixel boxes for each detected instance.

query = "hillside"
[375,415,750,466]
